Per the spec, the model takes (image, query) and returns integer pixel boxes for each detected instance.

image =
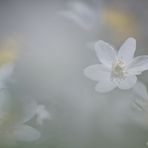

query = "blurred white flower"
[84,37,148,93]
[36,105,50,125]
[59,1,97,30]
[0,98,40,145]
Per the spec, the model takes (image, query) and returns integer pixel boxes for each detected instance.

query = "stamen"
[111,59,127,80]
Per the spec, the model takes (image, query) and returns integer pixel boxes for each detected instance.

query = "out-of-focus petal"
[13,125,40,142]
[36,105,51,125]
[16,99,38,124]
[0,64,14,81]
[59,1,96,30]
[132,81,148,99]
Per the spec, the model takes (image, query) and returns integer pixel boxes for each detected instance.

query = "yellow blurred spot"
[102,8,134,30]
[102,7,138,42]
[0,37,20,67]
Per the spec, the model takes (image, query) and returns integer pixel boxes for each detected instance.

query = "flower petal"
[118,37,136,63]
[84,64,110,81]
[13,125,40,142]
[116,76,137,89]
[95,80,116,93]
[95,40,116,68]
[128,56,148,75]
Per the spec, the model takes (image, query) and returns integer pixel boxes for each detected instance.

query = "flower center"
[112,59,127,79]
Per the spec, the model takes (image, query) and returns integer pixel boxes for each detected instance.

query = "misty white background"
[0,0,148,148]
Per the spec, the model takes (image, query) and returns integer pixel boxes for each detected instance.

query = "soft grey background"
[0,0,148,148]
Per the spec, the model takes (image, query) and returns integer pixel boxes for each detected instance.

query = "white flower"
[36,105,51,125]
[84,37,148,93]
[0,98,40,145]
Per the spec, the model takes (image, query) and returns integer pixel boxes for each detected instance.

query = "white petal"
[132,81,148,99]
[95,80,116,93]
[117,76,137,89]
[118,37,136,63]
[128,56,148,75]
[95,40,116,68]
[84,64,110,81]
[13,125,40,142]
